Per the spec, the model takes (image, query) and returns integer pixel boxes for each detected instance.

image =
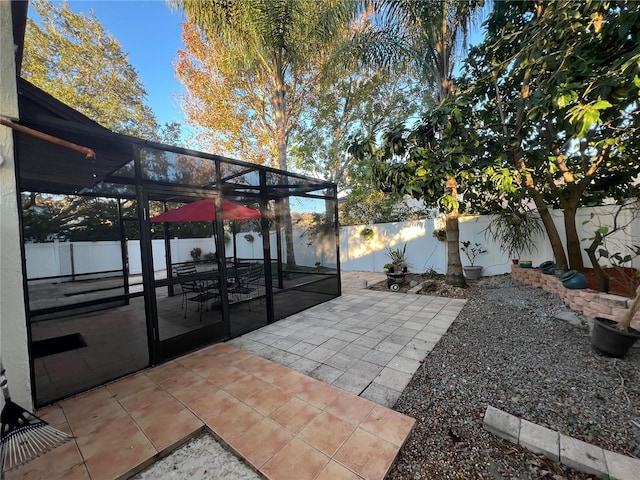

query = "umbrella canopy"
[150,198,261,223]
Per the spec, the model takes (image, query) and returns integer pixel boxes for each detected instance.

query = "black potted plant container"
[591,285,640,357]
[591,318,640,357]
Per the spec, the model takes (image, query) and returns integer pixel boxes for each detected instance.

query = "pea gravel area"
[387,275,640,480]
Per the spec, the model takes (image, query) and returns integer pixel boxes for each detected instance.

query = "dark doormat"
[32,333,87,358]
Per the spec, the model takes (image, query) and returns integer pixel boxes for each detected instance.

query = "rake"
[1,356,72,475]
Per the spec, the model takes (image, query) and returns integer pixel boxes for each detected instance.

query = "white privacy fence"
[25,234,278,281]
[341,206,639,276]
[24,205,640,282]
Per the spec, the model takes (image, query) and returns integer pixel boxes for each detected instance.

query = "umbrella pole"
[232,221,238,264]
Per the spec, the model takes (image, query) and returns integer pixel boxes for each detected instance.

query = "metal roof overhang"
[14,78,336,201]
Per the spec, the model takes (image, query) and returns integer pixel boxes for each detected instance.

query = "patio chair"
[174,263,219,320]
[228,262,263,308]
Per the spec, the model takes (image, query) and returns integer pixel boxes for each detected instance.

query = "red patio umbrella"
[150,198,261,223]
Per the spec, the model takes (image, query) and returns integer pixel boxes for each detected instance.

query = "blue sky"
[36,1,489,134]
[44,0,188,127]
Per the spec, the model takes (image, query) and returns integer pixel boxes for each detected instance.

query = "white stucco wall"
[0,0,32,409]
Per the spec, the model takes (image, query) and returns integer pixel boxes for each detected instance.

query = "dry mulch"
[368,273,474,299]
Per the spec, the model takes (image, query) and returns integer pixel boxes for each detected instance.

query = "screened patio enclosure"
[14,78,341,406]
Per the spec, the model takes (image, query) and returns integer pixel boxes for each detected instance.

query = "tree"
[288,5,428,194]
[21,193,132,242]
[351,0,484,286]
[291,63,427,226]
[464,0,640,270]
[22,0,166,139]
[170,0,357,267]
[351,93,484,285]
[340,189,430,225]
[291,68,425,192]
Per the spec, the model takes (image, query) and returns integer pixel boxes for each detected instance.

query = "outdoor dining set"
[173,260,264,321]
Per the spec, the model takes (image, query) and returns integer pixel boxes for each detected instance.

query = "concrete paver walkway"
[231,272,466,407]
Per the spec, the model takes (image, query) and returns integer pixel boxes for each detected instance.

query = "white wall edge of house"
[0,0,32,410]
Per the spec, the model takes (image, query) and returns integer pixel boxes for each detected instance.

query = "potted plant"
[460,241,486,280]
[386,243,409,273]
[360,227,374,240]
[432,229,447,242]
[591,284,640,357]
[484,205,544,265]
[190,247,202,261]
[385,244,410,290]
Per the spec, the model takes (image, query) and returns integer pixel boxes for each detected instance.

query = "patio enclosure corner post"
[332,186,342,295]
[260,169,275,324]
[133,145,159,366]
[117,198,130,303]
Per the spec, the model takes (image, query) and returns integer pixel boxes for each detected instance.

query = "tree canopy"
[463,0,640,269]
[350,0,484,286]
[22,0,165,139]
[170,0,359,266]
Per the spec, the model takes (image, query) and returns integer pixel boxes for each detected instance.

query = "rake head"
[1,399,72,472]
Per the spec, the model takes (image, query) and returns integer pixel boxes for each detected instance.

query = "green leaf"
[592,100,612,110]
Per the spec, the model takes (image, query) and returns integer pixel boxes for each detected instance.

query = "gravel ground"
[388,274,640,480]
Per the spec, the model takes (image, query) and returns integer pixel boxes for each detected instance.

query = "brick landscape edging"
[511,266,640,329]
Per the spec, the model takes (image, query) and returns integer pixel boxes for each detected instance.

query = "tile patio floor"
[6,272,465,480]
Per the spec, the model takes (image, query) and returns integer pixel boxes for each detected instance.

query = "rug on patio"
[32,333,86,358]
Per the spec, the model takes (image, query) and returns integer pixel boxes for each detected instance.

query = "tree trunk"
[273,71,296,267]
[530,190,568,267]
[445,212,467,287]
[584,231,609,292]
[444,178,467,287]
[563,204,584,271]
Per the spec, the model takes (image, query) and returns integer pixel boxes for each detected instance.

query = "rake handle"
[0,357,10,402]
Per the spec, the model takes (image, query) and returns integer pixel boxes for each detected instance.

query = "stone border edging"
[511,266,640,329]
[483,405,640,480]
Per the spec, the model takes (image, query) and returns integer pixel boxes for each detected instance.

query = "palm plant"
[168,0,357,267]
[353,0,484,287]
[386,243,408,271]
[484,204,544,261]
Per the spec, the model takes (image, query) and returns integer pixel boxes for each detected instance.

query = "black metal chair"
[174,263,219,320]
[228,262,263,308]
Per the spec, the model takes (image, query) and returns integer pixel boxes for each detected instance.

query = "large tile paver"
[14,272,454,480]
